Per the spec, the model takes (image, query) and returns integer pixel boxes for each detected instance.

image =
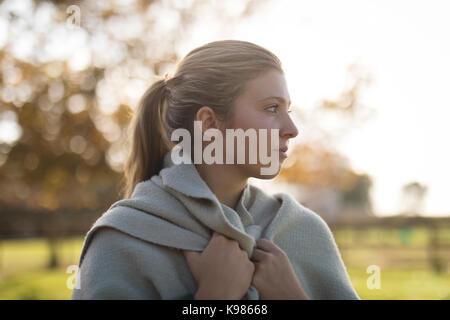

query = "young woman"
[71,40,360,300]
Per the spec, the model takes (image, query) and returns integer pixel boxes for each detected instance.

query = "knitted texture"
[72,151,360,300]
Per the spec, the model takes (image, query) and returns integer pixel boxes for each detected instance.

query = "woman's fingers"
[256,238,279,253]
[251,248,268,262]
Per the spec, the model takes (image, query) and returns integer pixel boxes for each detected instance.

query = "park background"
[0,0,449,299]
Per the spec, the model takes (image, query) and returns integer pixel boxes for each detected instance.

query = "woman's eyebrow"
[257,96,291,106]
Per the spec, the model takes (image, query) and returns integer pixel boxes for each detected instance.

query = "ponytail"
[122,79,172,199]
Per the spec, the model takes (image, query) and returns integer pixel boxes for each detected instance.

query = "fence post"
[428,221,443,274]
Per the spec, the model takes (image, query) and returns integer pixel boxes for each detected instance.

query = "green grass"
[0,236,83,300]
[348,267,450,300]
[0,232,449,300]
[0,236,84,276]
[0,268,74,300]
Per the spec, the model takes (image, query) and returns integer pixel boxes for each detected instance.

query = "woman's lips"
[274,147,288,158]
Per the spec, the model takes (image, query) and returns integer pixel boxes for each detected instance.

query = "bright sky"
[184,0,450,216]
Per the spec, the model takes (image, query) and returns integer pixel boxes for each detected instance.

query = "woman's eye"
[266,104,278,113]
[266,104,293,114]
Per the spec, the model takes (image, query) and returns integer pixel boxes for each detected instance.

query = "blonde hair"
[122,40,284,198]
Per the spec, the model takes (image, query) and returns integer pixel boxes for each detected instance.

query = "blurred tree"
[0,0,267,211]
[400,181,428,216]
[0,0,268,268]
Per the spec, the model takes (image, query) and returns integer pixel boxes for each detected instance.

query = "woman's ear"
[196,106,219,132]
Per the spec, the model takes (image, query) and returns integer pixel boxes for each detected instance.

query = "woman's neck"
[194,163,248,210]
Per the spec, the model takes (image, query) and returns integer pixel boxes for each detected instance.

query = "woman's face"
[220,68,299,179]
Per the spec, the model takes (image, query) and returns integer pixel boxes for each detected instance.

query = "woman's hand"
[250,238,310,300]
[183,231,255,300]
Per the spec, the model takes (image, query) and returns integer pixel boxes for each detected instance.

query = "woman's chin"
[246,164,282,180]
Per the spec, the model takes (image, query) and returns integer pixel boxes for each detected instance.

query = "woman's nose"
[281,114,299,139]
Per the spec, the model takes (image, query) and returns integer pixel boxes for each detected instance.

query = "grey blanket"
[71,151,360,300]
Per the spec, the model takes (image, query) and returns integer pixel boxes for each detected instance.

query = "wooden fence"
[328,216,450,272]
